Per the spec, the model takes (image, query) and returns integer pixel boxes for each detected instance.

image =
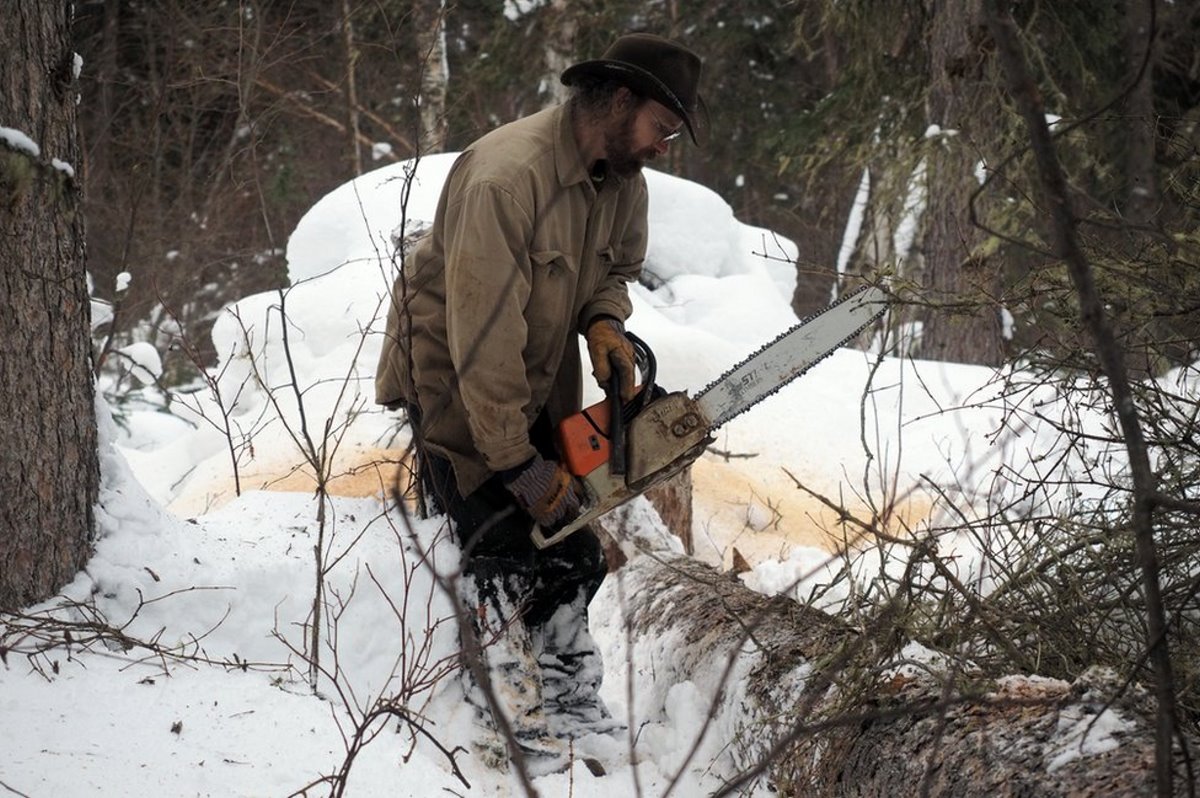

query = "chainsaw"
[531,284,889,549]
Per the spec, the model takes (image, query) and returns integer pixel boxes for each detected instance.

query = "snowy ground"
[1,156,1132,796]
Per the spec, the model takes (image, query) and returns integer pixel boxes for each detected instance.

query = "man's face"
[605,97,684,178]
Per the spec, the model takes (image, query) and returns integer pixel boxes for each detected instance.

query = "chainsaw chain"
[694,283,888,431]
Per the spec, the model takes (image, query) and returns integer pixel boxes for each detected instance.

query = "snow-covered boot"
[460,569,567,774]
[534,593,625,739]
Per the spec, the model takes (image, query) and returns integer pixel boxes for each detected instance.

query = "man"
[376,33,705,769]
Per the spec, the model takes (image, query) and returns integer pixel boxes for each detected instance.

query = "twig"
[0,780,33,798]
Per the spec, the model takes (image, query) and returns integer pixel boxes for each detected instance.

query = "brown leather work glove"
[586,317,636,402]
[501,454,583,529]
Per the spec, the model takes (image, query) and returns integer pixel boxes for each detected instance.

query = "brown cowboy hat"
[561,33,708,146]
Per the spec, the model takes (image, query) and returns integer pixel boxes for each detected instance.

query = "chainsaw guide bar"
[694,284,889,430]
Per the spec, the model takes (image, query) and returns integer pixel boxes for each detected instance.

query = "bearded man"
[376,33,705,770]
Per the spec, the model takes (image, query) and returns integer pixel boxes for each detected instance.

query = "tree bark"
[609,548,1197,797]
[0,3,99,610]
[1121,0,1160,226]
[539,0,576,108]
[917,0,1005,366]
[342,0,363,175]
[415,0,448,153]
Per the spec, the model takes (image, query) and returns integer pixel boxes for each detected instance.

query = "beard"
[605,110,656,178]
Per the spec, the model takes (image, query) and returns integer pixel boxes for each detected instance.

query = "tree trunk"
[607,545,1197,796]
[917,0,1005,366]
[539,0,576,108]
[341,0,363,175]
[415,0,448,153]
[1121,0,1160,226]
[90,0,120,170]
[0,3,98,610]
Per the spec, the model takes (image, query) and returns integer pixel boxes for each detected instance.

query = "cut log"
[645,467,694,554]
[597,466,693,570]
[603,533,1196,797]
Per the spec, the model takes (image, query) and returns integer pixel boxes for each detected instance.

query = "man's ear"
[613,86,635,112]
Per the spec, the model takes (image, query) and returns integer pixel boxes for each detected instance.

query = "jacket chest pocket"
[528,249,579,329]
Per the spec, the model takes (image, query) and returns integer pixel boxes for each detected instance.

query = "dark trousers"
[416,420,607,629]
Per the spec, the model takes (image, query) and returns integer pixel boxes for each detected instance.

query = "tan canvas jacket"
[376,104,648,496]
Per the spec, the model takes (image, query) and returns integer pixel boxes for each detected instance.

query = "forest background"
[77,0,1197,379]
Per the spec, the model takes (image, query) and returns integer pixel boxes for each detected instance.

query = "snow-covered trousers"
[405,402,607,621]
[418,443,607,629]
[419,434,611,743]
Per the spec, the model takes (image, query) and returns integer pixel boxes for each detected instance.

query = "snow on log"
[602,512,1195,797]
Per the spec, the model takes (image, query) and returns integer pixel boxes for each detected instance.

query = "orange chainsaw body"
[557,397,615,478]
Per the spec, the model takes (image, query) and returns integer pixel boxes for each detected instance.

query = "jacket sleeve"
[579,178,648,332]
[442,178,539,474]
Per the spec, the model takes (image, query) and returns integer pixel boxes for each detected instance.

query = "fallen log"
[600,510,1196,797]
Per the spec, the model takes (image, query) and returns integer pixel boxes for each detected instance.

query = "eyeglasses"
[648,107,683,144]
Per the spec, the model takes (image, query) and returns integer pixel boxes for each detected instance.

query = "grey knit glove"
[501,454,583,529]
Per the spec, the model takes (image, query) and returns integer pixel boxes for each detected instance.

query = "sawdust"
[688,455,933,570]
[167,444,408,517]
[165,444,930,574]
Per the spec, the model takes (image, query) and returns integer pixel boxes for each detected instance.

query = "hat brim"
[561,60,708,147]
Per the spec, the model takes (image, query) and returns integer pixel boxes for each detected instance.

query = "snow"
[4,119,76,165]
[834,168,870,298]
[893,157,927,263]
[975,158,988,185]
[1,151,1158,795]
[92,297,114,329]
[1045,703,1135,772]
[503,0,547,22]
[923,123,959,140]
[0,125,40,157]
[117,341,164,382]
[51,157,75,178]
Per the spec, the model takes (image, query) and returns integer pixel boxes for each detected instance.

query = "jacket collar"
[555,103,590,188]
[555,103,626,192]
